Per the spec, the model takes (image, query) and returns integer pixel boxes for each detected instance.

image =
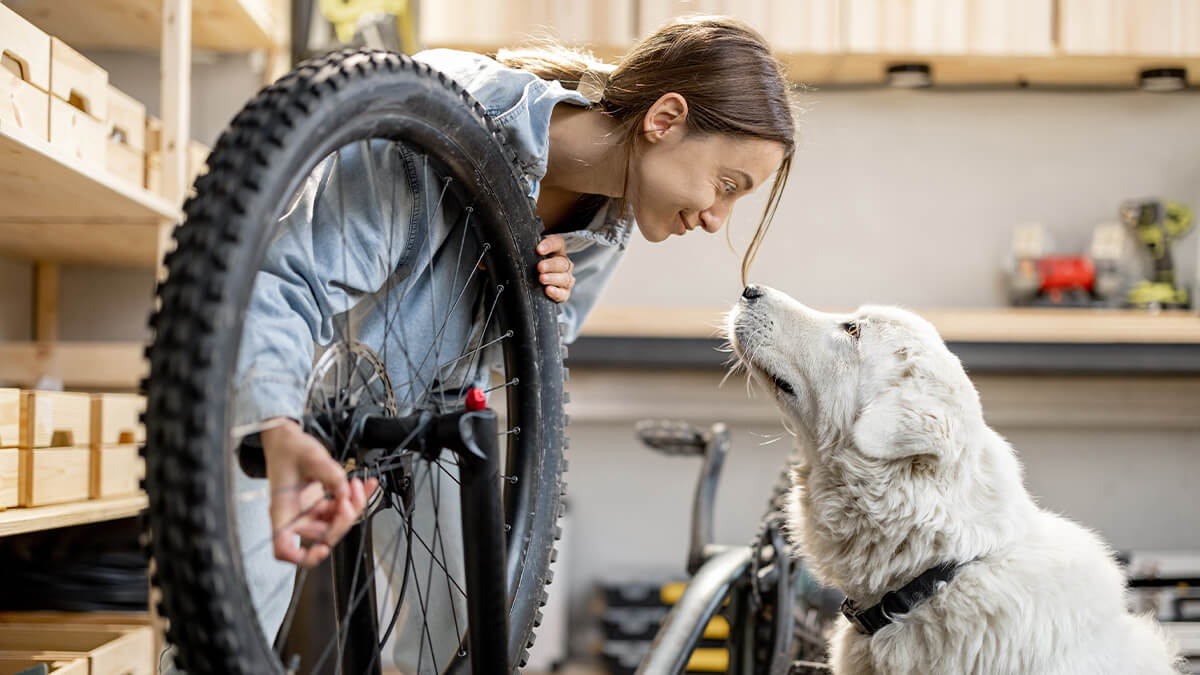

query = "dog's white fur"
[727,286,1182,675]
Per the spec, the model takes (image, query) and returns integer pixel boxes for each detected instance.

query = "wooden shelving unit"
[0,343,148,389]
[4,0,286,52]
[0,495,149,537]
[583,306,1200,343]
[777,51,1200,87]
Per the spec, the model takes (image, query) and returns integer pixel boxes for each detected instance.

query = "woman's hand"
[537,234,575,303]
[262,418,378,567]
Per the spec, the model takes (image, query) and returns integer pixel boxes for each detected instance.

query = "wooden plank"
[0,494,147,537]
[0,343,147,390]
[0,390,18,449]
[0,125,180,223]
[162,0,192,210]
[582,305,1200,343]
[33,262,57,342]
[5,0,283,52]
[774,50,1200,85]
[0,448,16,509]
[0,223,159,266]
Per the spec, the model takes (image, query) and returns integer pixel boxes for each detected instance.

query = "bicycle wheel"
[143,49,567,674]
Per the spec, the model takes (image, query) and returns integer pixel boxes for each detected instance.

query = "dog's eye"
[843,321,860,339]
[773,376,795,396]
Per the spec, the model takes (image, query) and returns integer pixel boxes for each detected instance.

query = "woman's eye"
[723,181,737,194]
[843,322,860,338]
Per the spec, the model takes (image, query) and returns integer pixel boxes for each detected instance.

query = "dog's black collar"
[840,561,963,635]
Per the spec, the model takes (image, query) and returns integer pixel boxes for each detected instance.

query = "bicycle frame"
[632,421,797,675]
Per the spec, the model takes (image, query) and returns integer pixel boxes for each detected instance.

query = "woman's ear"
[642,92,688,142]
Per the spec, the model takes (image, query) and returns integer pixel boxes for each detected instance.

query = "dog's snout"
[742,285,763,301]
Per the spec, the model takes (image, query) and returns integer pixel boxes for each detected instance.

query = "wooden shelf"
[5,0,286,52]
[777,51,1200,87]
[584,306,1200,344]
[0,342,147,389]
[0,126,180,224]
[0,494,148,537]
[429,42,1200,87]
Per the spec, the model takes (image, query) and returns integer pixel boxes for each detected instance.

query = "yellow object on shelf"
[685,647,729,672]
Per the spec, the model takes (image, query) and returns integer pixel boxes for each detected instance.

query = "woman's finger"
[539,272,575,289]
[538,255,571,274]
[537,235,565,255]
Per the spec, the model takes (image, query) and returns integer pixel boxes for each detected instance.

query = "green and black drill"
[1119,199,1195,309]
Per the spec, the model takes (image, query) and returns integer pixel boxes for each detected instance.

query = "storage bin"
[90,445,142,499]
[0,624,153,675]
[49,96,105,167]
[48,38,107,120]
[0,4,50,144]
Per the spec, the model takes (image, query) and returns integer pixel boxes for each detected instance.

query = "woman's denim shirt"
[233,49,634,429]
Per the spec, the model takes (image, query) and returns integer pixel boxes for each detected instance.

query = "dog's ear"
[852,389,960,461]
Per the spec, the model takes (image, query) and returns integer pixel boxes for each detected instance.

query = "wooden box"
[48,38,107,120]
[49,96,105,167]
[0,389,18,448]
[0,4,51,145]
[104,85,145,150]
[0,4,50,90]
[0,624,153,675]
[17,391,92,508]
[90,394,144,446]
[20,447,91,507]
[20,391,91,449]
[90,445,142,499]
[0,449,16,509]
[0,656,88,675]
[106,138,144,187]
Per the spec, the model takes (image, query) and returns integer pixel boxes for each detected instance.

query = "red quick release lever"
[465,387,487,412]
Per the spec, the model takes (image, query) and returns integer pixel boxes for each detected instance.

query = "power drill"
[1118,200,1195,309]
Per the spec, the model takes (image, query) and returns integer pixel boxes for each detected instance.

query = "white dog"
[727,285,1182,675]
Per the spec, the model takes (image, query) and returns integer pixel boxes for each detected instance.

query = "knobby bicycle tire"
[142,49,568,674]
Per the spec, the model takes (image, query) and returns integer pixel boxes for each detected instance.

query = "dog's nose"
[742,285,763,301]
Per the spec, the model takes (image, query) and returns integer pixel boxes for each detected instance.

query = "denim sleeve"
[232,140,420,429]
[556,239,625,345]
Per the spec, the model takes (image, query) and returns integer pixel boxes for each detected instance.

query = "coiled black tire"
[142,49,567,674]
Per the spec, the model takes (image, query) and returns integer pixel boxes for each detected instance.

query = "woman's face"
[626,94,787,243]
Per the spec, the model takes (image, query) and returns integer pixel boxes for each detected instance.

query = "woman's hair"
[497,16,797,285]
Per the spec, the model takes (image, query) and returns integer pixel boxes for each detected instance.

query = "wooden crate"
[90,445,142,499]
[0,4,51,144]
[104,85,144,150]
[89,394,144,447]
[20,391,91,449]
[0,449,16,509]
[48,37,107,120]
[49,96,105,167]
[0,624,153,675]
[0,656,88,675]
[105,138,143,188]
[20,447,90,507]
[0,389,18,448]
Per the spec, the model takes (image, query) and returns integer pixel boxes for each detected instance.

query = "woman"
[251,14,797,568]
[228,16,797,665]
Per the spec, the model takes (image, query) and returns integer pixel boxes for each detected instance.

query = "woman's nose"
[699,203,729,233]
